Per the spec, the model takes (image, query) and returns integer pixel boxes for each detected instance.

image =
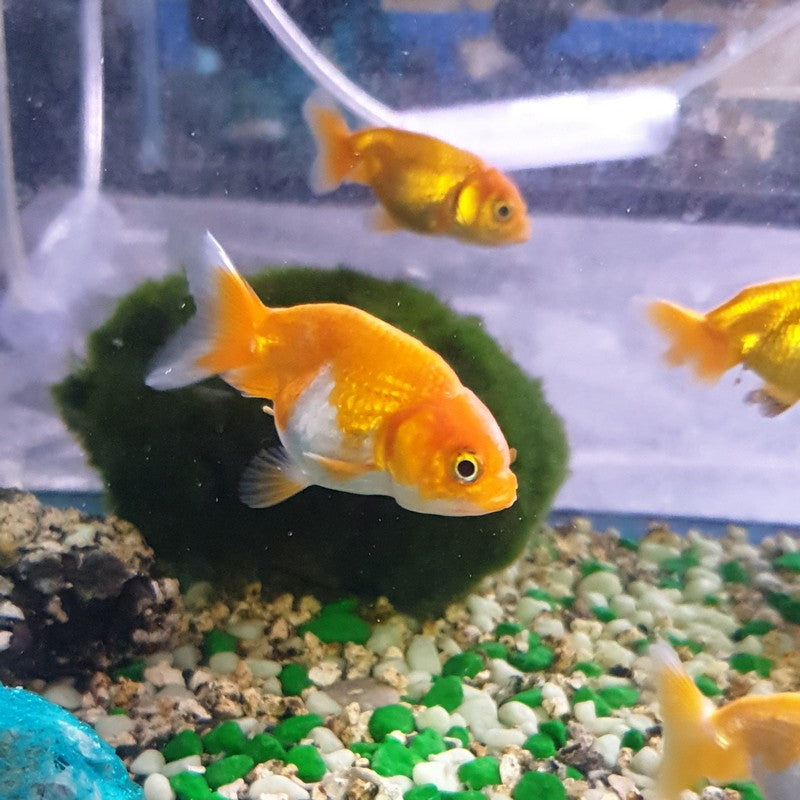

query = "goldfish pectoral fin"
[745,385,795,417]
[239,447,309,508]
[370,205,403,233]
[303,451,375,481]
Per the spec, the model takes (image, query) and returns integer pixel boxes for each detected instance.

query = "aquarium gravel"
[5,504,800,800]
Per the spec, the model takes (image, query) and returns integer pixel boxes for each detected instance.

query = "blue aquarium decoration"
[0,685,143,800]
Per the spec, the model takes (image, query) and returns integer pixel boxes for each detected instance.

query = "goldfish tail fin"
[146,232,267,390]
[647,300,738,383]
[303,94,357,193]
[650,640,721,799]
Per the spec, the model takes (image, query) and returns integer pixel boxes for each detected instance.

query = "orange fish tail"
[648,299,738,382]
[146,232,269,391]
[649,641,723,799]
[303,97,357,193]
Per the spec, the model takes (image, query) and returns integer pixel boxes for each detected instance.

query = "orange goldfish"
[146,233,517,516]
[303,97,531,246]
[650,640,800,800]
[648,278,800,415]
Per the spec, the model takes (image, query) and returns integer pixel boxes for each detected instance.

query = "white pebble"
[595,640,636,669]
[236,717,260,736]
[610,594,637,618]
[172,645,201,671]
[373,658,409,682]
[414,705,451,734]
[249,774,310,800]
[310,726,344,753]
[247,658,282,679]
[209,651,240,675]
[482,727,526,751]
[217,779,246,799]
[593,733,621,767]
[638,541,680,565]
[573,699,597,726]
[488,658,524,688]
[412,760,459,791]
[143,773,175,800]
[43,683,83,710]
[582,590,609,609]
[145,664,185,688]
[157,685,194,700]
[466,595,503,633]
[568,631,594,661]
[405,671,433,699]
[499,752,522,785]
[227,620,264,640]
[161,755,203,777]
[384,776,414,795]
[407,635,442,675]
[322,748,356,771]
[0,631,12,652]
[733,635,763,656]
[262,676,282,695]
[431,747,474,766]
[541,683,570,718]
[130,749,166,776]
[93,713,135,742]
[305,690,342,716]
[457,692,499,738]
[533,617,564,639]
[308,660,343,687]
[605,619,634,637]
[366,617,408,655]
[578,571,622,600]
[630,745,661,777]
[516,596,552,624]
[497,701,538,734]
[683,577,722,603]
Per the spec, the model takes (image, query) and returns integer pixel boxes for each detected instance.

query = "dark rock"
[0,490,182,681]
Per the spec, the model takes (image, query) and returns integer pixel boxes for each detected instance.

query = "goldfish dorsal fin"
[240,446,309,508]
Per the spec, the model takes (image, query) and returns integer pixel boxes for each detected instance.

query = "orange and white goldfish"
[648,278,800,415]
[303,97,531,246]
[146,233,518,516]
[651,640,800,800]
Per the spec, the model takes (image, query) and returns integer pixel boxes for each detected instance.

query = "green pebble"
[580,560,616,576]
[457,757,501,789]
[298,599,371,644]
[773,552,800,572]
[495,622,524,637]
[631,638,650,654]
[279,663,312,696]
[618,537,639,552]
[371,737,415,778]
[512,771,566,800]
[724,782,766,800]
[522,733,556,758]
[472,641,508,659]
[658,577,683,590]
[405,785,442,800]
[509,688,543,708]
[409,728,446,759]
[441,792,485,800]
[729,652,773,678]
[205,754,255,789]
[596,685,640,709]
[112,660,145,682]
[538,719,567,748]
[202,721,247,756]
[661,549,699,576]
[591,606,617,623]
[421,676,464,712]
[704,594,720,606]
[733,619,775,640]
[445,726,470,747]
[508,645,554,672]
[667,635,702,655]
[572,687,612,717]
[369,704,415,742]
[620,728,645,752]
[766,592,800,624]
[565,766,583,780]
[162,729,203,762]
[442,652,484,679]
[350,742,380,759]
[273,714,324,748]
[570,661,603,678]
[107,707,127,715]
[720,560,750,584]
[203,629,237,660]
[286,744,327,782]
[694,675,722,698]
[242,733,287,764]
[169,771,217,800]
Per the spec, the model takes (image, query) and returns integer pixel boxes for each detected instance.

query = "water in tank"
[1,2,800,799]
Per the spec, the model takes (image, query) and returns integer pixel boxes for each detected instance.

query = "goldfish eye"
[453,452,480,483]
[493,201,513,222]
